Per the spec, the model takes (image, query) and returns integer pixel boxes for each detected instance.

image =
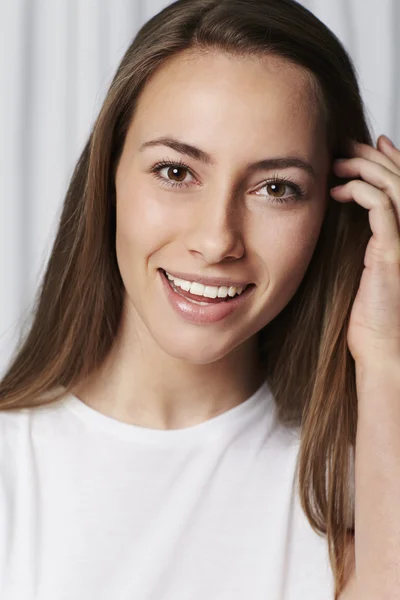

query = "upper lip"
[162,269,253,288]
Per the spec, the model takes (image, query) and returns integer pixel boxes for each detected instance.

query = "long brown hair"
[1,0,372,596]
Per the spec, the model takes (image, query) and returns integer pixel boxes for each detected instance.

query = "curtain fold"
[1,0,399,375]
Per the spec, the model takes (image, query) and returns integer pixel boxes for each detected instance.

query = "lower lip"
[159,269,255,324]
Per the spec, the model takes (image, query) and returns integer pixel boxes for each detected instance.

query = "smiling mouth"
[161,269,254,304]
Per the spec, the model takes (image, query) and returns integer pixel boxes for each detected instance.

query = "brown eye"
[266,182,286,197]
[166,166,188,183]
[150,160,196,188]
[255,177,305,205]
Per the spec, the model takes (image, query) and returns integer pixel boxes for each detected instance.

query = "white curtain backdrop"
[1,0,399,376]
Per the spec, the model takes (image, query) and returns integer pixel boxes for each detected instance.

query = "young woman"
[1,0,399,598]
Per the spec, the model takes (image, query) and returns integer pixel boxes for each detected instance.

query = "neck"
[71,319,264,431]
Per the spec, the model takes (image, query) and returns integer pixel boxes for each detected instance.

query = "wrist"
[355,357,400,425]
[355,355,400,395]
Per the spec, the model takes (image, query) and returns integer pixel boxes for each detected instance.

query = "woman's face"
[114,50,330,364]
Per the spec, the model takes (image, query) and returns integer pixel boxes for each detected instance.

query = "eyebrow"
[139,136,316,177]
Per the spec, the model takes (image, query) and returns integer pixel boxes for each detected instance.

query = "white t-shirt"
[0,380,335,599]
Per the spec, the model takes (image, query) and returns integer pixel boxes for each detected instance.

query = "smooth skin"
[72,50,330,429]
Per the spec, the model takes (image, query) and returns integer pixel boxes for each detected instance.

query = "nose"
[184,188,245,264]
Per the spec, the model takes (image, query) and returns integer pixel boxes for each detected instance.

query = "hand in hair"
[330,134,400,372]
[331,134,400,600]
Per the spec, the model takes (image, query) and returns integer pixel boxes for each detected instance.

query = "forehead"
[131,50,325,163]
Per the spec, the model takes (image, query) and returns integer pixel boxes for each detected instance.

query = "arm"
[331,134,400,599]
[354,361,400,599]
[342,360,400,600]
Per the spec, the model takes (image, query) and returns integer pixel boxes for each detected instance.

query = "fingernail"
[381,134,394,147]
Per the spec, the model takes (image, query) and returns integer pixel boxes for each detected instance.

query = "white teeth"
[190,281,206,296]
[179,279,191,292]
[217,286,229,298]
[165,271,246,298]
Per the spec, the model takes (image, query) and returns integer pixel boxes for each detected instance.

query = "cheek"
[271,232,318,287]
[276,220,320,264]
[258,203,323,255]
[254,208,324,297]
[115,182,177,260]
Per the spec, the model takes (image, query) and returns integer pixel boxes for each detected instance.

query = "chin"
[151,328,244,365]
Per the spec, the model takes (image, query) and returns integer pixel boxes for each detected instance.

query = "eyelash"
[149,158,307,204]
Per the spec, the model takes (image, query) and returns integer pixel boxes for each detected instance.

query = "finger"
[333,157,400,224]
[348,140,400,176]
[376,135,400,170]
[330,180,400,264]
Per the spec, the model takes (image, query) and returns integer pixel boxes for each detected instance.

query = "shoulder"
[0,405,29,435]
[0,406,30,459]
[0,408,31,510]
